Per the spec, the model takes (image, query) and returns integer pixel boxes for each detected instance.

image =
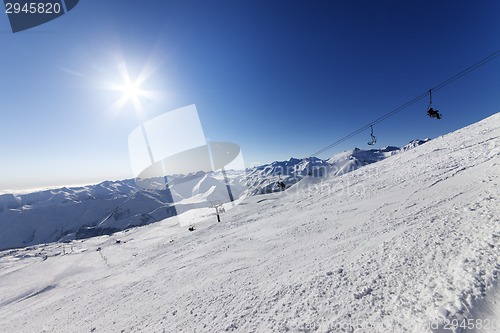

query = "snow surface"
[0,144,424,251]
[0,172,246,251]
[244,143,425,196]
[0,113,499,332]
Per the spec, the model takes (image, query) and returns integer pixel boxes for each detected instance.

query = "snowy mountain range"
[0,140,430,251]
[0,113,497,332]
[245,141,430,195]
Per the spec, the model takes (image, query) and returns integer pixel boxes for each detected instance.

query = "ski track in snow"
[0,113,499,333]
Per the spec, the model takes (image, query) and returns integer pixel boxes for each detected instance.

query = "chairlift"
[426,89,442,120]
[367,125,377,145]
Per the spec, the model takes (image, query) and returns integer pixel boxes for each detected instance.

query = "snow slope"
[0,144,424,251]
[0,113,499,333]
[244,143,427,196]
[0,172,246,251]
[0,180,174,251]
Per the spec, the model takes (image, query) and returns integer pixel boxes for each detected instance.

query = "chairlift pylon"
[426,89,442,120]
[367,125,376,145]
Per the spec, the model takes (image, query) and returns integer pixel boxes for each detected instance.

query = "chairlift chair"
[367,125,377,145]
[426,89,442,120]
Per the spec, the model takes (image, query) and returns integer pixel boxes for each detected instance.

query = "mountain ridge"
[0,139,430,251]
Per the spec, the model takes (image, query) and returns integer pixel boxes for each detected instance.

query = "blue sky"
[1,0,499,191]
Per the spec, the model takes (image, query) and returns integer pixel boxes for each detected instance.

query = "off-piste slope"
[0,113,498,333]
[0,143,423,251]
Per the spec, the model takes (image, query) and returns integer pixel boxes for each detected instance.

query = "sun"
[103,61,161,115]
[119,80,142,103]
[112,62,147,112]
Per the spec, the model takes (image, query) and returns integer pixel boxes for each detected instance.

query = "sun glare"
[103,61,163,115]
[115,62,145,109]
[101,57,165,115]
[120,80,142,102]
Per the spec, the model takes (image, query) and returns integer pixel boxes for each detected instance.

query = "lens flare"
[102,61,163,115]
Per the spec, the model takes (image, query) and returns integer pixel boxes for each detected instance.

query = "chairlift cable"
[310,50,500,157]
